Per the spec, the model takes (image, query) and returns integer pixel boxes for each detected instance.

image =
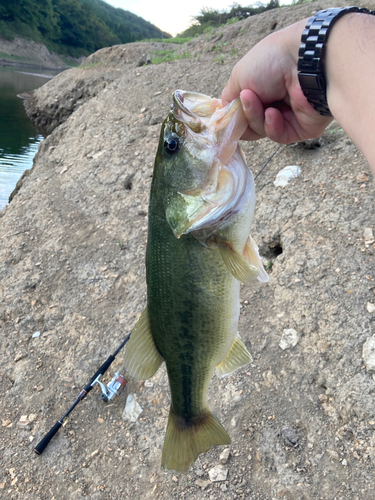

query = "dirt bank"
[1,1,375,499]
[0,36,79,69]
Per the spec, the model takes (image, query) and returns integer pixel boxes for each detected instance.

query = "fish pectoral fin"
[216,334,253,378]
[123,306,164,379]
[218,240,258,283]
[243,235,269,283]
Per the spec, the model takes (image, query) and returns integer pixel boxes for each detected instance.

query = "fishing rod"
[33,331,131,456]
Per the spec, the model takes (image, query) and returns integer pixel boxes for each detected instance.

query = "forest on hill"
[0,0,170,57]
[178,0,280,37]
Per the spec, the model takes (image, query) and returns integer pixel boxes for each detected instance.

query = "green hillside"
[0,0,171,57]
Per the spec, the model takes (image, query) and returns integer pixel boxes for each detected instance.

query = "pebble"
[14,353,24,362]
[144,380,154,388]
[279,329,300,350]
[342,459,348,466]
[91,449,99,458]
[195,479,211,490]
[327,449,340,460]
[208,464,228,482]
[122,394,143,422]
[362,335,375,374]
[32,331,41,338]
[172,476,178,483]
[274,165,301,187]
[367,302,375,314]
[364,227,374,244]
[219,448,230,464]
[17,415,29,428]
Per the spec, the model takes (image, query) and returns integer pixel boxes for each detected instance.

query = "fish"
[124,90,268,473]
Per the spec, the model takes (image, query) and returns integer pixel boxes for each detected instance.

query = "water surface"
[0,67,59,209]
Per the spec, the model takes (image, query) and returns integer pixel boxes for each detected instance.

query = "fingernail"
[265,112,272,125]
[240,95,251,111]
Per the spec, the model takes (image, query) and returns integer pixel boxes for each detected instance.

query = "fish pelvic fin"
[161,408,230,473]
[218,239,258,283]
[243,235,269,283]
[216,334,253,378]
[123,306,164,379]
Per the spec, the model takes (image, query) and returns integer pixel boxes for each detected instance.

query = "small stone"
[279,329,299,350]
[220,484,228,492]
[364,228,374,244]
[14,353,24,362]
[144,380,154,388]
[208,464,228,482]
[357,173,369,183]
[362,335,375,374]
[274,165,301,187]
[91,449,99,458]
[195,479,211,490]
[17,415,29,428]
[367,302,375,314]
[28,414,37,423]
[172,476,178,483]
[230,417,237,427]
[219,448,230,464]
[2,419,11,427]
[32,331,41,338]
[97,418,104,424]
[342,459,348,466]
[29,436,34,442]
[122,394,143,422]
[327,449,340,460]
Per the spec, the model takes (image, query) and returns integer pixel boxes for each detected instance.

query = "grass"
[141,37,192,45]
[0,52,25,61]
[150,49,191,64]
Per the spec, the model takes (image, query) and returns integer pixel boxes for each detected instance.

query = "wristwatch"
[297,6,375,116]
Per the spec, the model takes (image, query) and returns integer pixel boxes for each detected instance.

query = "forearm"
[325,13,375,172]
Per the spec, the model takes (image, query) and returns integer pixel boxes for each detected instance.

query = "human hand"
[221,19,332,143]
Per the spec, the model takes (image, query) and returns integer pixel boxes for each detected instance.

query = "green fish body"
[124,90,268,472]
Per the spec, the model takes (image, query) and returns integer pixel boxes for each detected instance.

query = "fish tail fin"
[161,407,230,473]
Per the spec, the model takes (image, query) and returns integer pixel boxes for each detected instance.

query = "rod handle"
[33,421,62,455]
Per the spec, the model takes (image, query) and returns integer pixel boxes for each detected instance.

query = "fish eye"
[164,136,179,155]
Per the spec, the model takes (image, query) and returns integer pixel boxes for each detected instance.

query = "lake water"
[0,67,59,209]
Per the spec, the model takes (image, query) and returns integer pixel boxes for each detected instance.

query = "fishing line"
[254,144,282,180]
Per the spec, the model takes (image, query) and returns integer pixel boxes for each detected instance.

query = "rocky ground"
[1,1,375,499]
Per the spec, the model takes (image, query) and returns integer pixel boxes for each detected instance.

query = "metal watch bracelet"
[297,6,375,116]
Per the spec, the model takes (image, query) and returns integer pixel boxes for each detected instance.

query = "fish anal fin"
[123,306,163,379]
[243,235,269,283]
[216,334,253,378]
[161,408,230,473]
[218,240,258,283]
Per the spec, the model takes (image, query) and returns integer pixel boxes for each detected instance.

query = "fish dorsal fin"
[123,306,164,379]
[216,334,253,378]
[218,240,258,283]
[243,235,269,283]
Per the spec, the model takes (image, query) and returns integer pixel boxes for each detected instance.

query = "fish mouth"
[172,90,223,133]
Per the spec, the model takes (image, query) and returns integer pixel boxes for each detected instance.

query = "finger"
[240,89,266,139]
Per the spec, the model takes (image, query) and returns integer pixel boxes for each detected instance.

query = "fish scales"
[124,90,268,473]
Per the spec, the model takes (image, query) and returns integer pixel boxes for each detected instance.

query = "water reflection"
[0,67,60,209]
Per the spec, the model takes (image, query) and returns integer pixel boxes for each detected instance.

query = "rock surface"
[1,1,375,499]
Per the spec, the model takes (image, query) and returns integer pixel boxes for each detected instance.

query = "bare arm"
[325,13,375,171]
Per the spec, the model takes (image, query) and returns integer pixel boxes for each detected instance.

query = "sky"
[106,0,251,37]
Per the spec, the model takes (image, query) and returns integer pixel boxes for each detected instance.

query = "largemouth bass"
[124,90,268,473]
